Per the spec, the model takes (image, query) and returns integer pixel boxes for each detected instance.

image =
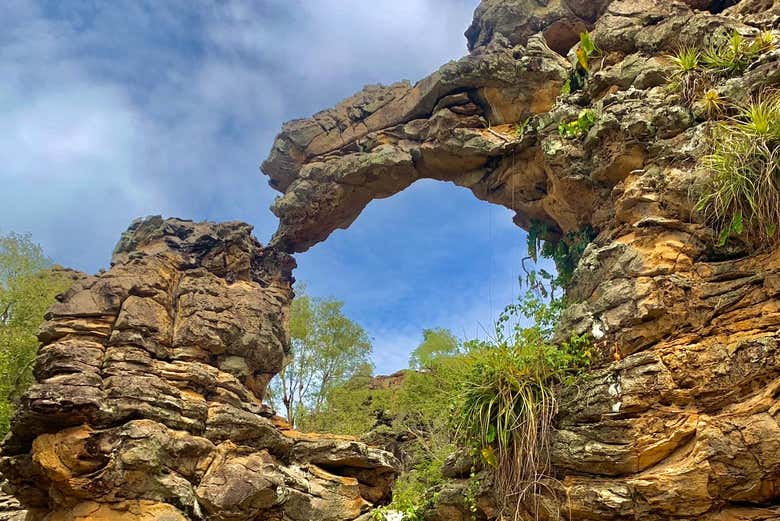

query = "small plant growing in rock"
[514,117,531,139]
[561,31,599,96]
[558,109,596,139]
[702,30,774,76]
[576,31,598,73]
[698,88,727,118]
[696,91,780,246]
[668,45,703,106]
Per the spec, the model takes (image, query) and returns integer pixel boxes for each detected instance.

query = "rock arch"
[260,0,780,519]
[3,1,780,520]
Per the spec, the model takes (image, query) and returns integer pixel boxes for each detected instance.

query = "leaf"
[481,445,498,467]
[561,78,572,96]
[717,226,731,247]
[576,47,589,72]
[730,211,744,235]
[580,31,596,56]
[486,424,496,443]
[768,223,777,237]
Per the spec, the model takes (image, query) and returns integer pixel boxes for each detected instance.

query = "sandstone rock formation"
[4,0,780,520]
[0,217,399,520]
[260,0,780,519]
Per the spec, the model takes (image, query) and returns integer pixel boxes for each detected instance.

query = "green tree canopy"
[408,328,462,369]
[0,233,73,434]
[273,289,373,427]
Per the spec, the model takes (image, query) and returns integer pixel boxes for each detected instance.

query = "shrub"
[696,91,780,246]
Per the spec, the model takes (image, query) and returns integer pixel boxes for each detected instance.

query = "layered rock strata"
[261,0,780,519]
[3,0,780,520]
[0,217,399,521]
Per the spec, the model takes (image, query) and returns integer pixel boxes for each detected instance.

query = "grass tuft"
[453,294,590,519]
[668,46,702,106]
[696,91,780,246]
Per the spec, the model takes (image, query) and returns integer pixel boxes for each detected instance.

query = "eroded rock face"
[0,217,399,521]
[4,0,780,519]
[261,0,780,519]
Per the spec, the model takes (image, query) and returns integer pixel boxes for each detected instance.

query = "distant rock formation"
[0,217,399,521]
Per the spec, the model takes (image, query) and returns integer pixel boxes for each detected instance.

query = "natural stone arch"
[260,1,780,519]
[2,1,780,521]
[261,35,581,253]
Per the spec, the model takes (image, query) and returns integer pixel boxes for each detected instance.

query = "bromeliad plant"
[702,30,775,76]
[696,91,780,246]
[668,30,775,108]
[669,46,702,106]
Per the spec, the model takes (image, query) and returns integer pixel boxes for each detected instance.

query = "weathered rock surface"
[261,0,780,519]
[0,217,399,520]
[4,0,780,520]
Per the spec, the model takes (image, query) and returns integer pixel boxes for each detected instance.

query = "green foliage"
[576,31,598,72]
[696,91,780,247]
[464,472,481,520]
[408,328,462,369]
[668,46,702,106]
[298,367,392,435]
[452,294,590,516]
[514,117,531,139]
[271,290,373,427]
[0,233,72,435]
[372,444,451,521]
[669,31,775,108]
[558,109,596,139]
[309,294,592,520]
[561,31,599,96]
[698,88,726,118]
[526,221,596,291]
[701,30,774,76]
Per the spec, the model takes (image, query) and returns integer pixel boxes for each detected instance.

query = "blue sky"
[1,0,534,374]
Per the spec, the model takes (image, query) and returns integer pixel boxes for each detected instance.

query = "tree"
[273,290,373,427]
[0,233,73,435]
[408,328,461,369]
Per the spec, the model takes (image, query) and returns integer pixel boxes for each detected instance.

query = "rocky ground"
[3,0,780,520]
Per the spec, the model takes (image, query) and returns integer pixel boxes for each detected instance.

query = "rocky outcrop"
[3,0,780,520]
[0,217,399,521]
[261,0,780,519]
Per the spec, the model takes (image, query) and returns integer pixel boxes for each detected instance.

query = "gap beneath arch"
[293,178,544,374]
